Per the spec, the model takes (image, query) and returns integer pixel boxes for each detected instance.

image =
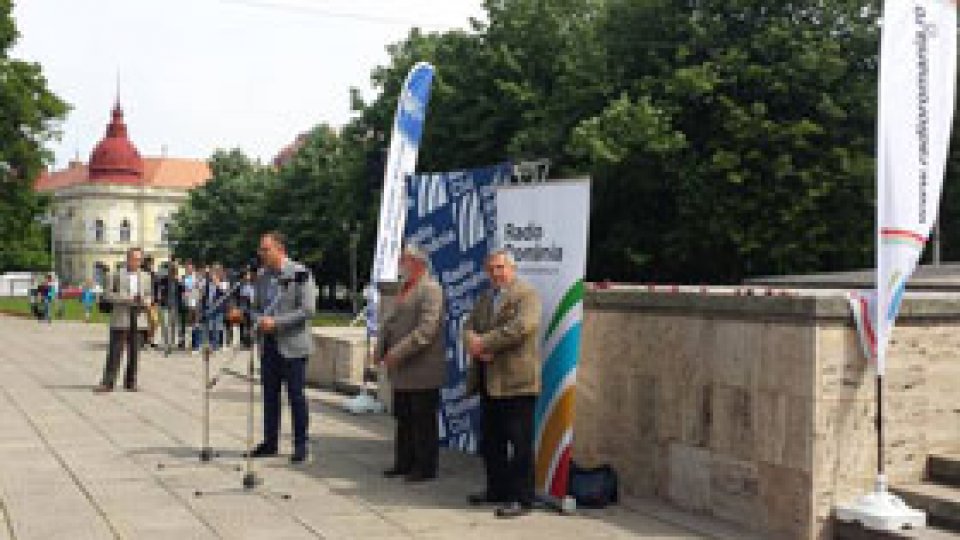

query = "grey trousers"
[101,328,141,389]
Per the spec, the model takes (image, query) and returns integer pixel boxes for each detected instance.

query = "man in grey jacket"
[95,247,153,392]
[375,246,445,482]
[249,232,318,464]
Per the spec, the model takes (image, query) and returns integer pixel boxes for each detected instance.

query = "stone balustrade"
[574,289,960,539]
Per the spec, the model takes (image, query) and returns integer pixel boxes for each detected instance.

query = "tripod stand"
[156,274,242,470]
[193,279,292,500]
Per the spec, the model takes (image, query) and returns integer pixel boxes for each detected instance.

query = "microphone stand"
[197,276,248,462]
[157,275,243,470]
[194,274,291,500]
[240,291,286,494]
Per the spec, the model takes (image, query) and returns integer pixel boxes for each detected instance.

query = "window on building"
[160,220,171,243]
[94,262,107,288]
[119,219,131,242]
[94,219,105,242]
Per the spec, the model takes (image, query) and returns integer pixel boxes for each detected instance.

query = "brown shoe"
[93,385,113,394]
[123,385,138,392]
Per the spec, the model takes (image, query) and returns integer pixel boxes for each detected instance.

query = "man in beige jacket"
[376,246,446,482]
[464,249,542,518]
[95,247,153,392]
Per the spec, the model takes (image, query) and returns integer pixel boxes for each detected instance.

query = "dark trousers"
[481,395,537,506]
[392,389,440,477]
[177,309,188,346]
[239,317,253,347]
[102,329,141,389]
[260,337,309,451]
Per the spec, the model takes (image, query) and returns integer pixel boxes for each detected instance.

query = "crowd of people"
[90,249,259,390]
[86,232,543,519]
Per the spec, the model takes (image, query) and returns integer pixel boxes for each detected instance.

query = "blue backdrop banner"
[404,163,511,452]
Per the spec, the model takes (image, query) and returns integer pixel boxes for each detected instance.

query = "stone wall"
[307,327,371,391]
[574,290,960,539]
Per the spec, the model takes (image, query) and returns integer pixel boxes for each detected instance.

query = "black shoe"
[495,502,531,519]
[247,443,278,458]
[404,472,436,483]
[468,492,506,506]
[290,449,308,464]
[382,467,409,478]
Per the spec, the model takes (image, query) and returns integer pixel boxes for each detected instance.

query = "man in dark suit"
[464,249,542,518]
[95,247,153,392]
[375,246,445,482]
[249,232,318,464]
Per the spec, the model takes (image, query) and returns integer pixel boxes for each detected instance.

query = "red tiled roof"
[34,158,211,193]
[142,158,211,189]
[34,162,88,192]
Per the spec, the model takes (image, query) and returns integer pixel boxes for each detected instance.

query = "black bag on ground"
[568,461,619,509]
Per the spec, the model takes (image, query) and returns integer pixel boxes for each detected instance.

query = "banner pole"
[875,370,885,492]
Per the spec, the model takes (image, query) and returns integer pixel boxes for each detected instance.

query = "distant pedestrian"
[236,271,256,348]
[95,247,153,393]
[180,261,198,350]
[156,262,182,353]
[80,279,96,323]
[41,274,56,324]
[143,256,160,349]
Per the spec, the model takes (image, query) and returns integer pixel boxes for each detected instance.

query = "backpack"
[568,461,619,509]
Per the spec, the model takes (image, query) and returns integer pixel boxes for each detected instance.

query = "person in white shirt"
[95,247,153,392]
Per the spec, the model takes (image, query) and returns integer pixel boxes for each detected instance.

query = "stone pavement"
[0,315,713,540]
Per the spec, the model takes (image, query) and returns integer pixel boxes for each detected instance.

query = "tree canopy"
[0,0,69,273]
[173,0,960,288]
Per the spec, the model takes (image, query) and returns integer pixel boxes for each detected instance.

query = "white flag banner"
[367,62,435,336]
[850,0,957,372]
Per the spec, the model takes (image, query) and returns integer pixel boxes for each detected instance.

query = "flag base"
[341,392,385,414]
[835,478,925,532]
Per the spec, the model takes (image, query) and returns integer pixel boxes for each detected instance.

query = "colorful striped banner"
[880,228,927,251]
[535,280,584,496]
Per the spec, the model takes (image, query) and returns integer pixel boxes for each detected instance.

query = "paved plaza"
[0,315,725,540]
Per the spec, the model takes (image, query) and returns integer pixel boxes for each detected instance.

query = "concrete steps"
[834,520,960,539]
[894,482,960,532]
[930,454,960,488]
[837,455,960,539]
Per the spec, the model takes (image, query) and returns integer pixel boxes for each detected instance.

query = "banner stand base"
[835,478,925,532]
[536,493,577,515]
[341,392,385,415]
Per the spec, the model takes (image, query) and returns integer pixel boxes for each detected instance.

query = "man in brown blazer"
[464,249,542,518]
[376,246,446,482]
[95,247,153,392]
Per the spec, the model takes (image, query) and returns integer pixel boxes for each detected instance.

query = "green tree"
[570,0,881,282]
[171,149,275,268]
[0,0,69,272]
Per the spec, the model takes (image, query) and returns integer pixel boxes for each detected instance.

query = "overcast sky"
[12,0,483,168]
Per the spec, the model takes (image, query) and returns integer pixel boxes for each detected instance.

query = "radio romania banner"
[404,164,511,452]
[496,180,590,498]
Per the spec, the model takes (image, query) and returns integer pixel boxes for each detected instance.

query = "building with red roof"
[34,102,212,285]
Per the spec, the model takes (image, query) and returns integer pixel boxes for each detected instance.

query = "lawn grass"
[0,297,109,324]
[0,297,353,328]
